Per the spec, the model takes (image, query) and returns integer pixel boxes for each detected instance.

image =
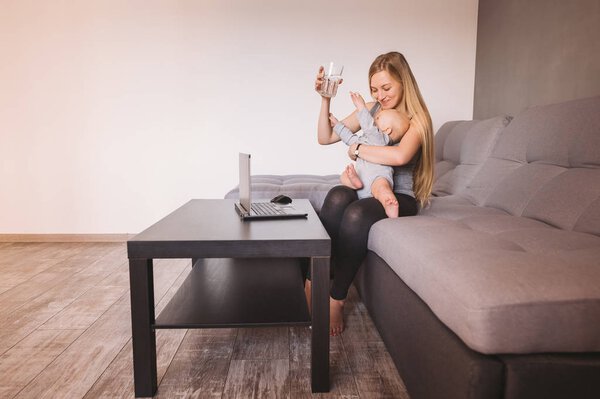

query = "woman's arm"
[315,66,376,145]
[348,123,422,166]
[318,100,380,145]
[317,97,342,144]
[315,66,341,145]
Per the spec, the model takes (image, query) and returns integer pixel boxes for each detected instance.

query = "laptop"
[234,153,308,220]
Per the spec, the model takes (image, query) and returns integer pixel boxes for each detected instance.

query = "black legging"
[317,185,418,300]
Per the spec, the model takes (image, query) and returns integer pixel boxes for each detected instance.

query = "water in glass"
[320,75,341,98]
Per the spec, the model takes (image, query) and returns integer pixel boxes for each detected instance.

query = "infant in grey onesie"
[334,105,405,199]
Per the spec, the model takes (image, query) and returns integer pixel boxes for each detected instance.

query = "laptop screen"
[238,153,252,212]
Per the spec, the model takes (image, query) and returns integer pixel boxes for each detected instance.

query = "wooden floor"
[0,242,409,399]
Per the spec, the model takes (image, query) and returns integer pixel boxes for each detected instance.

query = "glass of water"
[319,62,343,98]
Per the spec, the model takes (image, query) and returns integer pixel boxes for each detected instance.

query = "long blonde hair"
[369,52,434,207]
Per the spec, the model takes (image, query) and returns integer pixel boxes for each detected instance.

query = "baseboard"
[0,234,134,242]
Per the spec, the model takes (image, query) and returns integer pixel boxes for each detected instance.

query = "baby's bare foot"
[346,164,363,190]
[382,196,399,218]
[330,297,345,336]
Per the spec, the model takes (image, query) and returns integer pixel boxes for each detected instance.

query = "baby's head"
[374,109,410,143]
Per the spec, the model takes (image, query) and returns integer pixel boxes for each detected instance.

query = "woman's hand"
[348,142,359,161]
[314,66,325,95]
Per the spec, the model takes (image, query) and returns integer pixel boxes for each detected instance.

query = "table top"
[127,199,331,259]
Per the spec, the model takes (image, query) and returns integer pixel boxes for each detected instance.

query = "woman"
[307,52,434,336]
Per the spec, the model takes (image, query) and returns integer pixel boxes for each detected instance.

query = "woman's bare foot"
[304,279,312,315]
[345,164,363,190]
[306,281,346,336]
[330,297,345,336]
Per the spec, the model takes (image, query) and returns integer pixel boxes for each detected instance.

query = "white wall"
[0,0,478,234]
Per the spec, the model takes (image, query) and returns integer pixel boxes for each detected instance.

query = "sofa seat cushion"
[368,197,600,355]
[224,174,339,213]
[421,195,507,220]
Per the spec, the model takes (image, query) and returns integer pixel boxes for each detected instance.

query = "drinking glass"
[319,62,343,98]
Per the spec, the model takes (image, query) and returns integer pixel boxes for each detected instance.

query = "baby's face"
[375,111,398,137]
[375,109,409,143]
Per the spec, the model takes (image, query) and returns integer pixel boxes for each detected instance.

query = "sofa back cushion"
[461,96,600,235]
[433,120,462,180]
[224,174,339,213]
[433,115,512,196]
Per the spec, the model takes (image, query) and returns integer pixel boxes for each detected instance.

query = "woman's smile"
[370,70,403,109]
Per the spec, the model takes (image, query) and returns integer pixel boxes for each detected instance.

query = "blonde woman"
[307,52,434,336]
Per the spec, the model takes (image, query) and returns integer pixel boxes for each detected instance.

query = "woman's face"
[370,70,403,109]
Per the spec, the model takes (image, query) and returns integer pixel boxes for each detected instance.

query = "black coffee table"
[127,199,331,397]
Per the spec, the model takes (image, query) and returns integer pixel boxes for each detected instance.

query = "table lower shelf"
[154,257,311,328]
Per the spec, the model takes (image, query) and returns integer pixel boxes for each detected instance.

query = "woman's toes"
[329,298,345,336]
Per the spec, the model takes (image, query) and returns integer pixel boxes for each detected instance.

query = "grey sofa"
[225,96,600,399]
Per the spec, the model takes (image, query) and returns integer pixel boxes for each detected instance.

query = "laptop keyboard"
[251,202,285,216]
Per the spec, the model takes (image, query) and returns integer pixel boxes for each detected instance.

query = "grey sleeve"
[358,108,390,146]
[358,107,375,130]
[334,122,359,146]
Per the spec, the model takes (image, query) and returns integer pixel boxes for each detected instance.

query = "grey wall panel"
[474,0,600,119]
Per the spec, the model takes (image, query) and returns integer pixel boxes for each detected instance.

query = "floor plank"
[0,257,129,355]
[289,326,360,399]
[0,258,79,319]
[84,264,191,399]
[0,257,64,288]
[156,329,238,398]
[341,287,408,399]
[39,285,127,330]
[13,294,133,399]
[0,243,125,321]
[0,329,84,398]
[0,286,12,295]
[222,359,290,399]
[232,327,289,360]
[0,243,410,399]
[14,258,188,398]
[156,350,231,399]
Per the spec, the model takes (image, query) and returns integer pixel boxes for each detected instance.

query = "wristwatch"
[354,143,362,158]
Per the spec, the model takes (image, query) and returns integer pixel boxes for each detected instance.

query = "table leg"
[310,256,330,392]
[129,258,157,397]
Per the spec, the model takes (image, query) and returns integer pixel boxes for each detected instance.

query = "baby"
[331,92,410,218]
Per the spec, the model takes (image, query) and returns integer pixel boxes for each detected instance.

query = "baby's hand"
[329,113,339,127]
[350,91,366,111]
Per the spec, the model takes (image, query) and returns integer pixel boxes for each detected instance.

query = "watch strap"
[354,143,362,158]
